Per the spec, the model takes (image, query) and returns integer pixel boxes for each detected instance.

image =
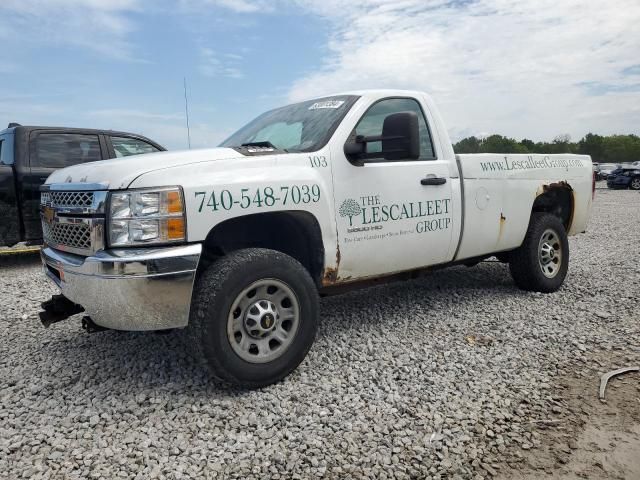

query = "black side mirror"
[381,111,420,161]
[343,111,420,163]
[344,139,365,156]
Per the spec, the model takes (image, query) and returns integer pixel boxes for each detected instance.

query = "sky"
[1,0,639,150]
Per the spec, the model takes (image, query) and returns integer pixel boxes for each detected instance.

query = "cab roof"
[0,124,164,150]
[298,89,432,103]
[1,124,153,139]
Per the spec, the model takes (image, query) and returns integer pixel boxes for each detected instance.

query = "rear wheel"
[187,248,319,387]
[508,213,569,292]
[630,177,640,190]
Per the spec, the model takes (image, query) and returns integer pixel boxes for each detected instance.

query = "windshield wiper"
[241,141,278,149]
[239,141,289,153]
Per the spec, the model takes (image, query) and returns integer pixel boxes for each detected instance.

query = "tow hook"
[81,316,109,334]
[39,294,85,328]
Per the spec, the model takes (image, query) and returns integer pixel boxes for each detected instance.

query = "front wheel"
[187,248,319,388]
[630,177,640,190]
[508,213,569,293]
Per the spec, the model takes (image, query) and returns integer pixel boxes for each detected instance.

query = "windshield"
[220,95,359,153]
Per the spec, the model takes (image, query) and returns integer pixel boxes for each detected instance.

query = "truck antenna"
[183,77,192,149]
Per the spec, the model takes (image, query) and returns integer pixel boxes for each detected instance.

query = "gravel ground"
[1,187,639,480]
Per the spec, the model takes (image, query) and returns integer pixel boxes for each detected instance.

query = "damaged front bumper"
[40,244,201,331]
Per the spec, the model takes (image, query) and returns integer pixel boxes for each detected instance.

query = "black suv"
[0,124,165,247]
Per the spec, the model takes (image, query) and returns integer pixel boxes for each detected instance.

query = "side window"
[111,136,160,158]
[354,98,436,160]
[33,133,101,168]
[0,135,13,165]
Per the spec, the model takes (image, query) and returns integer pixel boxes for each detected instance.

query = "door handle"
[420,176,447,186]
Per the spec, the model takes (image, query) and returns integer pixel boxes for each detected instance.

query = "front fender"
[129,152,339,275]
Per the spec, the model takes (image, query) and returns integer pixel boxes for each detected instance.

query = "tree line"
[453,133,640,164]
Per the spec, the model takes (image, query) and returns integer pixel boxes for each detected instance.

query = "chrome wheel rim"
[631,178,640,189]
[227,279,300,363]
[538,228,562,278]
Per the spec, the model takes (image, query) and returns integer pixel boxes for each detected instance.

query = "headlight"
[108,187,186,247]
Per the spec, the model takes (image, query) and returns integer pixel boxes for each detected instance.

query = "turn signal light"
[167,218,185,240]
[167,190,183,214]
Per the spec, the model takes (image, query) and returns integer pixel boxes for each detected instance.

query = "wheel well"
[199,211,325,285]
[532,185,574,230]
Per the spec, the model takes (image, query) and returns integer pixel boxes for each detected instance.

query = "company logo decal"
[339,199,362,227]
[339,194,452,241]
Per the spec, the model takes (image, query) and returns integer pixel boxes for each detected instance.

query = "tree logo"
[339,199,362,226]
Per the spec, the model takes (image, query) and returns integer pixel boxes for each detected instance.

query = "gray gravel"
[1,188,639,479]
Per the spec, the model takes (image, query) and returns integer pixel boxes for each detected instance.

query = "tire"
[187,248,318,388]
[630,177,640,190]
[508,213,569,293]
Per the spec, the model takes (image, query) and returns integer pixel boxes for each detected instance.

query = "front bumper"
[41,244,202,331]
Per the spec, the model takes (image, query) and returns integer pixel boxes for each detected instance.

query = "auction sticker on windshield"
[308,100,345,110]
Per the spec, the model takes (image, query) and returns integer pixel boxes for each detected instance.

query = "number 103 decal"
[194,185,321,212]
[308,155,327,168]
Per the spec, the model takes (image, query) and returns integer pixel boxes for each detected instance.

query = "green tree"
[479,135,529,154]
[578,133,605,163]
[453,133,640,163]
[520,138,535,152]
[453,136,481,153]
[547,134,577,154]
[602,134,640,163]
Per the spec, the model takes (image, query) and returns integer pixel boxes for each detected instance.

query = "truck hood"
[45,147,244,189]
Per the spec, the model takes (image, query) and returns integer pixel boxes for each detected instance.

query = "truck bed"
[454,153,592,261]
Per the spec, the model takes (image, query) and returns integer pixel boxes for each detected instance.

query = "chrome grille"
[42,221,92,251]
[41,191,94,208]
[40,188,107,255]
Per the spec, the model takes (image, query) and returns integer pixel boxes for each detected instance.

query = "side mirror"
[343,111,420,163]
[381,111,420,161]
[344,139,365,156]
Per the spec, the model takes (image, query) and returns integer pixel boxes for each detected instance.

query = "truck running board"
[39,294,85,328]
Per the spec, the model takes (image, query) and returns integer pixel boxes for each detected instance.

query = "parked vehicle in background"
[598,163,620,180]
[38,89,594,387]
[593,163,602,181]
[0,124,165,247]
[606,166,640,190]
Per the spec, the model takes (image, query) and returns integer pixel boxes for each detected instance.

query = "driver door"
[330,97,456,280]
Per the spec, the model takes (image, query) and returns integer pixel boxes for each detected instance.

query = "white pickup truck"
[39,90,594,387]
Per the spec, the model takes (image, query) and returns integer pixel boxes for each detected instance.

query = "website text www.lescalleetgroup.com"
[479,156,585,173]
